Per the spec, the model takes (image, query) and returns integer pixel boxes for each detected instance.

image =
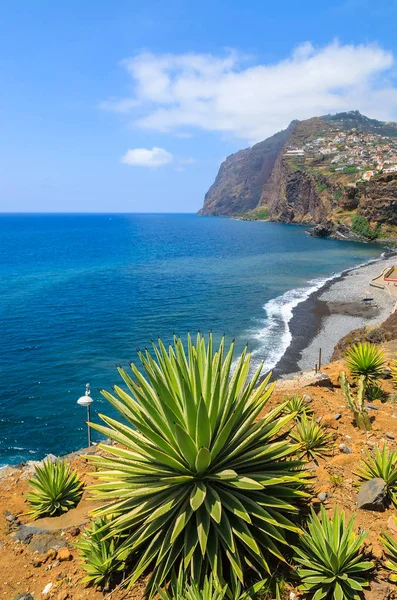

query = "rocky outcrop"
[198,125,294,216]
[357,174,397,226]
[198,111,397,237]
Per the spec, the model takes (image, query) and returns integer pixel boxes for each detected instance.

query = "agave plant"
[158,570,270,600]
[283,394,313,419]
[345,341,385,385]
[381,519,397,582]
[293,505,373,600]
[339,371,371,431]
[356,445,397,507]
[87,334,310,595]
[26,458,83,518]
[75,516,127,588]
[289,414,332,461]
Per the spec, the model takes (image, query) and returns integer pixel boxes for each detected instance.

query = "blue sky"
[1,0,397,213]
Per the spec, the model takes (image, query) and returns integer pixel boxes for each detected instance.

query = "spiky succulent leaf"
[26,458,83,518]
[159,569,270,600]
[289,414,332,460]
[293,506,373,600]
[356,445,397,507]
[74,516,127,587]
[283,394,313,419]
[345,342,385,384]
[381,520,397,580]
[87,334,310,596]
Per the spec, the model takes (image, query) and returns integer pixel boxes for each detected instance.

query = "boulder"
[357,478,388,511]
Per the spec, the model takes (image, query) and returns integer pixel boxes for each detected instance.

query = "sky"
[1,0,397,213]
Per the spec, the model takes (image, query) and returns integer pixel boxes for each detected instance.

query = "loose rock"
[387,516,397,534]
[357,478,388,511]
[42,583,53,596]
[338,443,352,454]
[386,433,395,440]
[57,547,72,561]
[334,413,342,420]
[317,492,327,503]
[367,403,380,411]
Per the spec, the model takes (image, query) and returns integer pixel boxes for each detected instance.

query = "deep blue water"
[0,213,385,465]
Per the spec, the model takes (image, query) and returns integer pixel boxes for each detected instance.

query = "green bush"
[239,208,269,221]
[343,166,359,174]
[87,334,310,595]
[75,516,127,588]
[26,458,83,519]
[293,506,373,599]
[351,214,381,239]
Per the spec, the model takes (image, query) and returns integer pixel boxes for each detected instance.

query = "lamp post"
[77,383,93,447]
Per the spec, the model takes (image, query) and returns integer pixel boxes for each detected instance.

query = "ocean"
[0,213,385,466]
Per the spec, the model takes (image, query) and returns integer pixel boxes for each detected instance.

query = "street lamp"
[77,383,94,447]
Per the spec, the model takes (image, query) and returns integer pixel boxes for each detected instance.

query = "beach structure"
[370,266,397,301]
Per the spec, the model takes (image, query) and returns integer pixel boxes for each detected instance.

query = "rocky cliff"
[197,125,294,216]
[199,111,397,239]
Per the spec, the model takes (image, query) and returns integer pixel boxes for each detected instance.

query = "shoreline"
[273,250,397,378]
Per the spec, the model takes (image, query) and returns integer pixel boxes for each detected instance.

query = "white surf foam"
[248,254,387,374]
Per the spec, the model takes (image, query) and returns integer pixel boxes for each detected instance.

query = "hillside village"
[285,128,397,181]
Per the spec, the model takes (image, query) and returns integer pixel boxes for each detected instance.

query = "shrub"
[289,415,332,461]
[26,458,83,519]
[293,506,373,599]
[351,214,381,239]
[75,516,127,588]
[283,394,313,419]
[339,372,371,431]
[87,334,310,595]
[381,520,397,582]
[356,445,397,507]
[345,342,385,385]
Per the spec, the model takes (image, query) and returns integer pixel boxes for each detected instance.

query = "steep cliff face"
[199,111,397,237]
[358,174,397,226]
[198,125,294,216]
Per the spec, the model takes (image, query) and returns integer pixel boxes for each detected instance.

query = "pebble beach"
[275,253,397,377]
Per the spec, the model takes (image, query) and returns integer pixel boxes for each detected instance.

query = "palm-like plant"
[381,518,397,582]
[88,334,310,595]
[75,516,127,588]
[26,458,83,518]
[283,394,313,419]
[289,415,332,461]
[345,342,385,385]
[293,506,373,600]
[356,445,397,507]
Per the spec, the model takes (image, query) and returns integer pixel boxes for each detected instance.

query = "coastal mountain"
[199,111,397,239]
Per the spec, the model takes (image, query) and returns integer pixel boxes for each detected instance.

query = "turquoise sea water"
[0,213,385,465]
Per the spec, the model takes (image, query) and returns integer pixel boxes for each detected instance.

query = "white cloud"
[102,41,397,143]
[121,146,173,167]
